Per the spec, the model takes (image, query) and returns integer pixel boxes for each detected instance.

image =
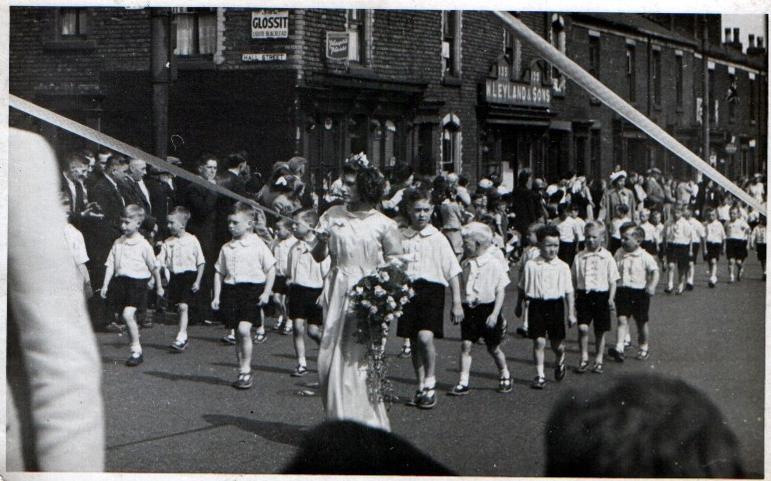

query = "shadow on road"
[144,370,232,386]
[202,414,308,447]
[211,361,295,376]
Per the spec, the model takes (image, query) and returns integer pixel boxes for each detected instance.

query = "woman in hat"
[601,170,637,225]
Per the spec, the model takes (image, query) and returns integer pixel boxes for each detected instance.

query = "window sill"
[43,39,97,52]
[347,63,375,76]
[442,76,462,87]
[176,56,216,70]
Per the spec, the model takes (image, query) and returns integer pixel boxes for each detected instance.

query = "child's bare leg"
[487,343,510,379]
[176,303,189,342]
[636,318,649,352]
[123,306,141,353]
[667,262,676,289]
[418,330,437,388]
[578,324,590,363]
[729,258,736,281]
[533,337,546,378]
[236,321,253,374]
[458,340,473,386]
[594,330,607,364]
[551,339,566,366]
[307,324,322,344]
[710,258,718,282]
[293,318,307,367]
[614,315,629,352]
[254,309,266,336]
[687,260,695,285]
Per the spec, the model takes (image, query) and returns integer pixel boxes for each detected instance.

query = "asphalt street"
[96,255,766,476]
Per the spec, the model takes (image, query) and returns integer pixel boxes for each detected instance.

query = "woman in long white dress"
[312,159,402,431]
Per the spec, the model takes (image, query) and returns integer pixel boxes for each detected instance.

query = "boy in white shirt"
[725,206,751,282]
[663,205,693,295]
[515,222,544,338]
[287,209,330,378]
[212,202,276,390]
[651,210,666,268]
[61,193,92,299]
[570,203,587,251]
[609,204,632,254]
[608,223,660,362]
[101,205,164,366]
[684,208,706,291]
[572,222,619,374]
[703,208,726,287]
[448,223,511,396]
[751,216,766,280]
[157,206,205,351]
[554,203,583,266]
[398,189,463,408]
[270,219,295,337]
[521,224,576,389]
[639,209,658,257]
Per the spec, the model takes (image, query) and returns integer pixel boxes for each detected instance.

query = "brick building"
[9,8,768,188]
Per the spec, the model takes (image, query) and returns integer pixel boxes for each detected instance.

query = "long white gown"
[317,205,399,431]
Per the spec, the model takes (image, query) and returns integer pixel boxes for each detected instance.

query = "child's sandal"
[575,360,590,374]
[497,377,513,393]
[531,376,547,389]
[591,363,604,374]
[233,372,253,390]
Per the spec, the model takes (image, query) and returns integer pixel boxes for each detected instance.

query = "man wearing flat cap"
[602,170,637,224]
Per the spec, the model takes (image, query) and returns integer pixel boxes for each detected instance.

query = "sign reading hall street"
[251,10,289,39]
[241,52,287,62]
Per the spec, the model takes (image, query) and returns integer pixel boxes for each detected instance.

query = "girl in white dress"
[312,159,402,431]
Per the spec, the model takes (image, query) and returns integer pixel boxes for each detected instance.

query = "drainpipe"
[151,8,172,159]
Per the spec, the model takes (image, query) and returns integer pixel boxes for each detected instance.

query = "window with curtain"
[675,54,684,109]
[59,8,88,37]
[442,11,461,77]
[346,9,369,64]
[652,49,662,106]
[504,27,522,80]
[626,44,636,102]
[549,14,566,93]
[173,8,217,56]
[441,114,461,173]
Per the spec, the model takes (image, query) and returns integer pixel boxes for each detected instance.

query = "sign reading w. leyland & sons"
[484,60,552,108]
[251,10,289,39]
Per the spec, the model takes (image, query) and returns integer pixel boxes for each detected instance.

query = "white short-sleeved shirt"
[752,225,767,246]
[215,233,276,285]
[572,248,620,292]
[688,218,706,243]
[726,219,751,240]
[106,234,157,279]
[272,237,295,276]
[401,224,462,287]
[555,216,584,243]
[461,249,510,305]
[640,222,657,243]
[615,247,659,289]
[717,204,731,223]
[705,220,726,244]
[520,256,574,300]
[610,216,632,239]
[287,239,331,289]
[654,223,665,244]
[157,232,205,274]
[666,217,694,245]
[64,223,89,266]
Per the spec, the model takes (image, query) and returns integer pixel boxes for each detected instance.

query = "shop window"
[750,76,757,123]
[675,53,684,109]
[441,114,462,173]
[346,9,371,64]
[574,136,587,175]
[349,115,368,157]
[368,119,397,170]
[626,44,636,102]
[652,49,662,107]
[59,8,88,37]
[384,120,396,169]
[504,27,522,80]
[442,11,461,78]
[548,14,566,93]
[173,7,217,56]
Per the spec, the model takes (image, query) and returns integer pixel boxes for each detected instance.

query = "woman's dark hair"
[390,163,414,186]
[517,169,532,188]
[546,374,745,478]
[342,161,386,205]
[226,152,247,169]
[197,153,218,168]
[430,175,452,204]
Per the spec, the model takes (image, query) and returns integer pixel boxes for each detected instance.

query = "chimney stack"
[758,36,764,49]
[749,34,755,48]
[725,27,732,43]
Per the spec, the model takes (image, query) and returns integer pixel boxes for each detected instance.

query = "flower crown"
[345,152,370,170]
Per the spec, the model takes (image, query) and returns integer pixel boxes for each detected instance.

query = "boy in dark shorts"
[663,205,693,294]
[157,206,205,352]
[449,222,511,396]
[571,221,619,374]
[521,224,576,389]
[703,208,726,287]
[608,223,660,362]
[212,202,276,389]
[751,216,766,280]
[725,206,751,283]
[100,205,164,366]
[271,218,295,337]
[287,209,330,378]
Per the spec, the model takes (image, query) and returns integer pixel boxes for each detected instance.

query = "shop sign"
[725,143,738,155]
[326,31,352,61]
[484,60,551,108]
[251,10,289,39]
[242,52,287,62]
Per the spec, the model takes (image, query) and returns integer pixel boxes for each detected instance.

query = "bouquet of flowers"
[348,262,414,403]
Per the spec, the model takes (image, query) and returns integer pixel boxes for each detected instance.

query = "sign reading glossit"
[251,10,289,39]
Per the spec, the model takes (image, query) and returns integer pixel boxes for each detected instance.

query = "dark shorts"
[397,280,445,339]
[575,290,611,333]
[558,241,577,266]
[641,240,657,256]
[168,271,197,306]
[667,243,690,272]
[287,284,323,326]
[109,276,149,313]
[220,283,265,329]
[690,242,701,263]
[527,298,566,341]
[273,275,288,295]
[615,287,650,323]
[460,302,505,347]
[705,242,722,261]
[726,239,748,260]
[757,243,766,263]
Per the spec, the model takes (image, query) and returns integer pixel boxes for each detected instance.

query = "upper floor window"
[727,72,738,122]
[59,8,88,37]
[504,27,521,80]
[173,7,217,56]
[442,11,461,78]
[750,74,757,123]
[549,14,566,93]
[708,65,717,125]
[441,113,462,173]
[346,9,370,64]
[675,53,684,109]
[652,49,662,106]
[626,44,636,102]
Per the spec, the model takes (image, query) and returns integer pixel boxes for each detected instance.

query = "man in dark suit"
[146,162,179,241]
[215,152,249,247]
[123,158,153,213]
[85,154,128,330]
[60,151,103,230]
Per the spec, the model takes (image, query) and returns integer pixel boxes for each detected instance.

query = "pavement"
[97,255,766,476]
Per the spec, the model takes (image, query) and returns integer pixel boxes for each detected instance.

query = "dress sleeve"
[72,229,89,265]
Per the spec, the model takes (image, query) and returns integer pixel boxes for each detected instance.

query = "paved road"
[98,256,765,476]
